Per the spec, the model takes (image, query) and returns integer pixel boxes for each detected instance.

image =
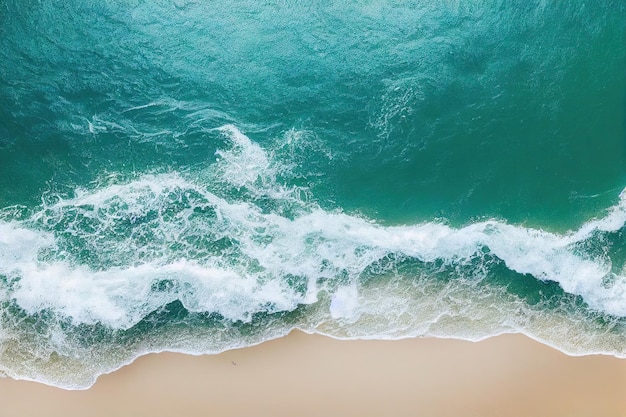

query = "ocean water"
[1,0,625,389]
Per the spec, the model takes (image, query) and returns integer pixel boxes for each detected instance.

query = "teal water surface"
[1,0,626,388]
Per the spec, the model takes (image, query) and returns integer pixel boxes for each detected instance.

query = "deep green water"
[1,0,626,388]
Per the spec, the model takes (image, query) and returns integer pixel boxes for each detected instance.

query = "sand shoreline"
[1,331,625,417]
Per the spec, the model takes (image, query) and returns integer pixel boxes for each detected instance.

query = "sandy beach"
[1,331,625,417]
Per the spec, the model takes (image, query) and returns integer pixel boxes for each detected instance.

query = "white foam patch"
[329,284,360,321]
[10,259,300,328]
[2,124,626,333]
[0,222,54,267]
[215,124,273,188]
[212,124,297,201]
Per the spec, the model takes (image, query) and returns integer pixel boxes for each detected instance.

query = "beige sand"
[1,331,625,417]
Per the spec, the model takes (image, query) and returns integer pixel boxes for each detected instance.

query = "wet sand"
[1,331,625,417]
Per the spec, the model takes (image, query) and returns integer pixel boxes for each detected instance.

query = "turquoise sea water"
[1,0,626,388]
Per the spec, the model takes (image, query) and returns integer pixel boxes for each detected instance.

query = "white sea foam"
[2,125,626,388]
[0,126,626,388]
[9,259,302,328]
[2,126,626,329]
